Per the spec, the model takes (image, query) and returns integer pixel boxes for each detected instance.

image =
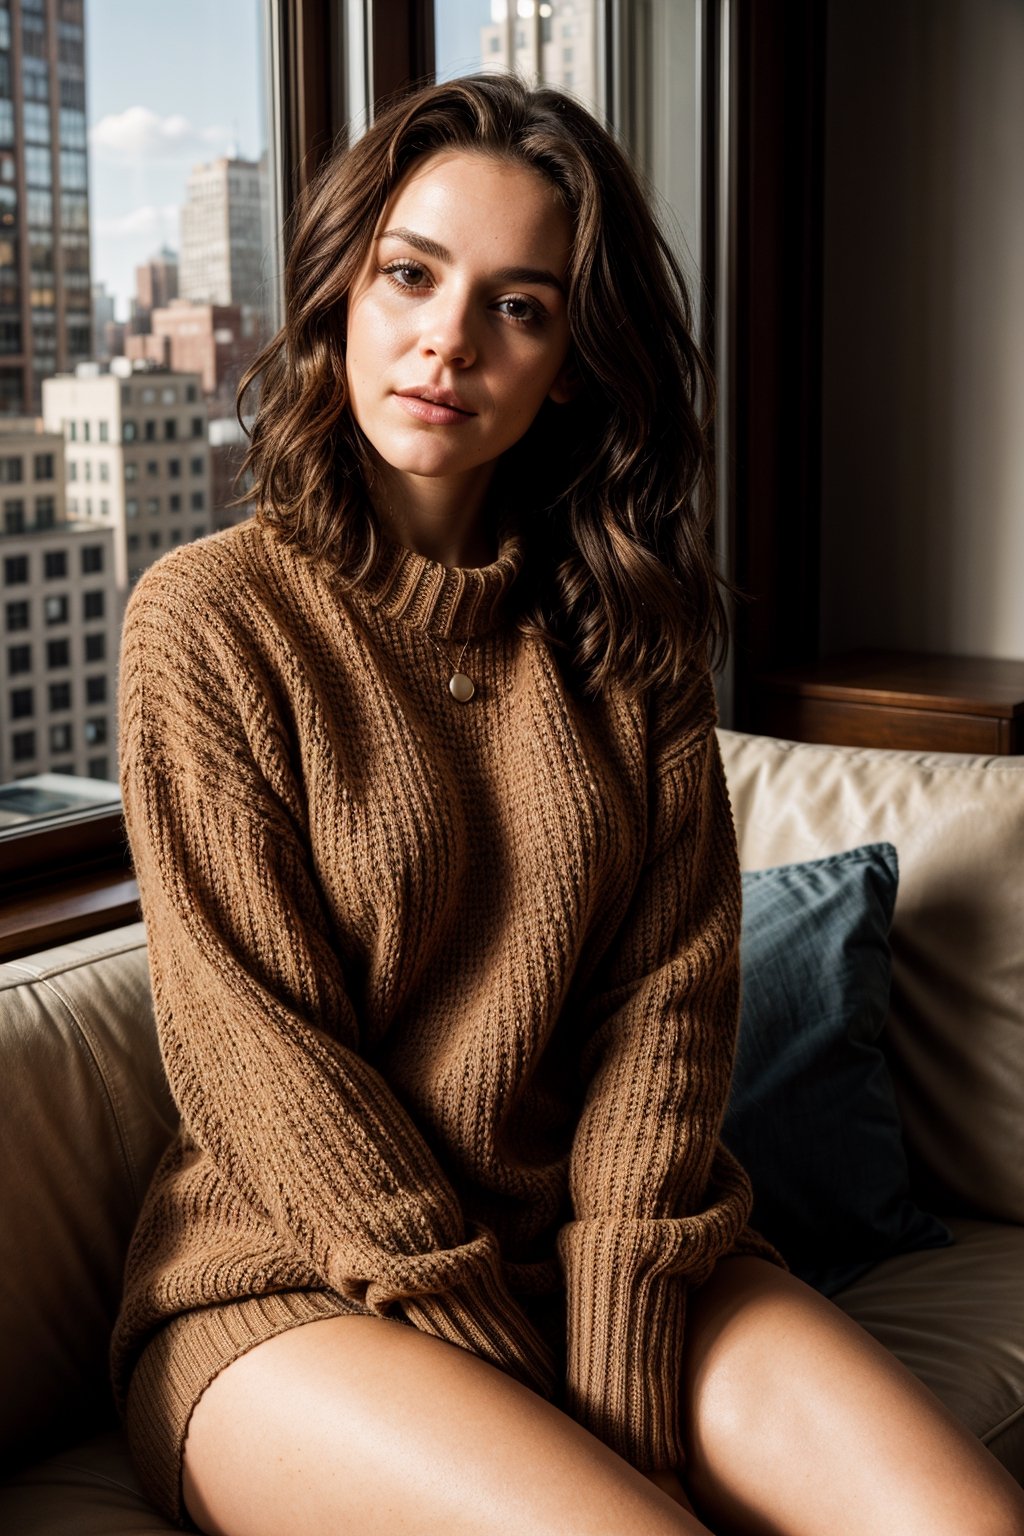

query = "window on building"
[99,498,109,515]
[0,455,22,482]
[148,531,161,548]
[9,687,33,720]
[164,419,177,440]
[123,421,137,442]
[169,493,181,512]
[84,631,105,662]
[44,550,67,578]
[44,594,68,625]
[8,644,31,674]
[82,421,91,442]
[191,417,204,438]
[144,420,156,440]
[36,497,55,528]
[99,462,109,481]
[146,460,158,477]
[126,498,139,518]
[125,462,138,481]
[85,674,106,704]
[169,528,183,544]
[33,452,54,479]
[191,524,206,539]
[83,589,104,619]
[162,386,176,405]
[12,729,35,762]
[98,421,108,441]
[48,680,70,711]
[3,555,28,585]
[84,716,107,745]
[145,496,159,514]
[3,500,24,534]
[5,599,29,630]
[127,532,140,551]
[81,544,103,573]
[68,422,77,441]
[189,455,204,475]
[49,721,72,753]
[83,460,92,481]
[186,384,198,403]
[169,458,181,477]
[68,461,78,481]
[46,638,70,668]
[190,491,205,510]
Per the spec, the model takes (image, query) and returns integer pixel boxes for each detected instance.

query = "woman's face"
[345,149,574,504]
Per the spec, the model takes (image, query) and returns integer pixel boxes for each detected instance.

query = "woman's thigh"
[682,1256,1024,1536]
[182,1313,706,1536]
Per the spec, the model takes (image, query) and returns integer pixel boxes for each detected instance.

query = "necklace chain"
[428,634,476,703]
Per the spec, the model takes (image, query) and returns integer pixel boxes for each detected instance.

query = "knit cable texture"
[112,517,772,1478]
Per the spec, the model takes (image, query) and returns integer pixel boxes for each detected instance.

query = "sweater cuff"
[397,1237,558,1399]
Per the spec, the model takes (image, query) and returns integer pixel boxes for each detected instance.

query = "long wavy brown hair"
[237,73,723,702]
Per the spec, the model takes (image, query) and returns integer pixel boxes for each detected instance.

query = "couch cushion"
[834,1216,1024,1481]
[0,1428,177,1534]
[0,925,176,1473]
[723,843,950,1295]
[718,730,1024,1223]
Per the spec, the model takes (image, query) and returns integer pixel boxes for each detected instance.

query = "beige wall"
[820,0,1024,659]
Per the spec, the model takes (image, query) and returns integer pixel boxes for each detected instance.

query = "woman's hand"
[646,1468,696,1514]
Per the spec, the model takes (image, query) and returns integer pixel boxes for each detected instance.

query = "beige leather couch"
[1,729,1022,1529]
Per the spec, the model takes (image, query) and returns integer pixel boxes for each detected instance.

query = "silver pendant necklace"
[428,635,475,702]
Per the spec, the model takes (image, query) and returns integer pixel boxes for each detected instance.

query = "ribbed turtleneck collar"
[353,522,524,640]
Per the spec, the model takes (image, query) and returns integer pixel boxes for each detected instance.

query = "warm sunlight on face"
[344,151,574,510]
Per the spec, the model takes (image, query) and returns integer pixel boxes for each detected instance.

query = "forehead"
[379,149,572,268]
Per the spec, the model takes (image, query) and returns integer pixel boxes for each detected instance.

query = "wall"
[820,0,1024,659]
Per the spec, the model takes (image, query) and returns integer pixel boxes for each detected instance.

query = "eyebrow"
[378,227,566,295]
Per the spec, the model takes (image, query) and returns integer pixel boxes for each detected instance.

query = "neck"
[370,459,499,568]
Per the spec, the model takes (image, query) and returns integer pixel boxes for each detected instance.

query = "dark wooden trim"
[725,0,827,730]
[371,0,435,110]
[280,0,337,205]
[0,871,140,964]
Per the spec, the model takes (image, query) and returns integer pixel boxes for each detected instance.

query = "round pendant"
[449,672,475,702]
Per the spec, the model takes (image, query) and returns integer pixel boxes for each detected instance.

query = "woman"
[113,75,1024,1535]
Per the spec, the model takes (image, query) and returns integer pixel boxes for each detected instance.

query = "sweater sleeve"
[119,556,556,1398]
[557,676,775,1472]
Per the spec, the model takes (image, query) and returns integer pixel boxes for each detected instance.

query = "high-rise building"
[43,362,211,592]
[135,247,179,316]
[123,298,258,405]
[0,416,117,782]
[179,157,265,318]
[91,281,116,358]
[0,0,92,416]
[480,1,597,103]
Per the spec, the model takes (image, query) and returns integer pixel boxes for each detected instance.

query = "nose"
[419,292,477,369]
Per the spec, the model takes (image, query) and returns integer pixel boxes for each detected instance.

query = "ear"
[548,356,581,405]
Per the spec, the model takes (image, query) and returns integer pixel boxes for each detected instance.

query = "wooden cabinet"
[752,651,1024,754]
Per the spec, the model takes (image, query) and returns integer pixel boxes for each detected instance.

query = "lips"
[394,388,477,426]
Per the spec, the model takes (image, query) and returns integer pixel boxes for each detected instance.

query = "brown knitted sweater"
[112,514,766,1476]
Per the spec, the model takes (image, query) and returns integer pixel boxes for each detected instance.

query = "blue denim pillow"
[723,842,951,1296]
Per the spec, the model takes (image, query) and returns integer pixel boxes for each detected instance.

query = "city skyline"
[86,0,265,320]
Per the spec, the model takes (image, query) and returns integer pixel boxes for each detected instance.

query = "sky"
[84,0,502,321]
[86,0,265,319]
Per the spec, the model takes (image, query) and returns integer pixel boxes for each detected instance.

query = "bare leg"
[682,1256,1024,1536]
[182,1313,710,1536]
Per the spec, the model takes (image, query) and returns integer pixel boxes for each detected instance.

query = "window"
[127,532,140,551]
[49,721,72,753]
[164,419,177,440]
[33,452,54,479]
[83,589,104,619]
[84,716,107,745]
[123,420,137,442]
[84,631,105,661]
[186,384,198,403]
[68,461,78,481]
[99,462,109,481]
[44,550,67,579]
[87,755,109,780]
[36,496,55,528]
[126,497,139,518]
[146,460,158,477]
[0,455,22,482]
[48,680,70,711]
[98,421,108,441]
[146,496,159,514]
[191,524,206,539]
[46,638,69,668]
[191,417,204,438]
[189,455,204,475]
[83,460,92,481]
[161,386,176,404]
[190,491,205,510]
[8,644,31,674]
[4,555,28,584]
[144,420,156,440]
[3,500,24,534]
[44,594,68,625]
[141,386,156,404]
[12,729,35,762]
[9,687,33,720]
[169,528,183,544]
[85,674,106,704]
[82,421,90,442]
[169,458,181,477]
[5,599,29,630]
[169,493,181,512]
[125,462,138,481]
[148,531,161,548]
[81,544,103,573]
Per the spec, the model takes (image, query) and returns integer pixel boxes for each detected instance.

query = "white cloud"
[94,203,180,240]
[89,106,235,162]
